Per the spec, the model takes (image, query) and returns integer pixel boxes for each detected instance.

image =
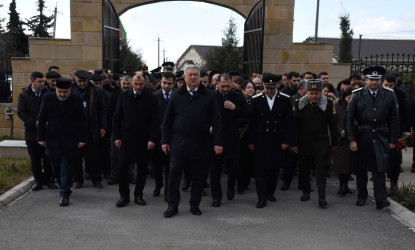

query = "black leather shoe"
[268,194,277,202]
[280,184,289,191]
[134,196,146,206]
[116,197,130,207]
[163,207,178,218]
[59,197,69,207]
[74,182,83,189]
[153,186,162,197]
[227,190,235,200]
[107,178,118,185]
[32,182,43,191]
[93,182,103,189]
[337,185,347,196]
[300,193,310,201]
[212,200,221,207]
[319,198,328,208]
[190,206,202,215]
[46,182,58,189]
[181,181,191,191]
[356,198,366,206]
[376,200,390,210]
[256,199,267,208]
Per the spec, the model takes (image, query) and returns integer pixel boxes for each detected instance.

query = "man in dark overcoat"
[292,79,338,208]
[113,73,160,207]
[152,72,175,199]
[38,77,87,206]
[210,73,250,207]
[18,71,56,191]
[161,65,223,217]
[248,74,293,208]
[346,66,399,209]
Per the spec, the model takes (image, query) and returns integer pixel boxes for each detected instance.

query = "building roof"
[312,37,415,59]
[176,45,221,64]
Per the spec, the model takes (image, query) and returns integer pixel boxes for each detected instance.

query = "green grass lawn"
[390,182,415,212]
[0,158,32,195]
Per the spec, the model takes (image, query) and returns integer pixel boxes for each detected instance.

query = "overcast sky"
[1,0,414,70]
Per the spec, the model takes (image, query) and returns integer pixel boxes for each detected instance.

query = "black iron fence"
[0,52,12,103]
[351,53,415,95]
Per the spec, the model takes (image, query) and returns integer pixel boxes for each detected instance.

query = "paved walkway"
[1,151,415,249]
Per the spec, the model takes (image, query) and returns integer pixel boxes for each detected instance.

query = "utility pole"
[52,4,57,38]
[314,0,320,42]
[155,35,163,67]
[358,34,363,59]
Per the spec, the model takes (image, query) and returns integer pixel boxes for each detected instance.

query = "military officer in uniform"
[292,80,338,208]
[248,74,293,208]
[345,66,399,209]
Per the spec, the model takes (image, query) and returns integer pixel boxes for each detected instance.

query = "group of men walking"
[17,63,404,216]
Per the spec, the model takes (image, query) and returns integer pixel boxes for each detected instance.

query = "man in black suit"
[113,73,160,207]
[18,71,57,191]
[210,73,250,207]
[38,77,87,206]
[162,65,223,217]
[152,72,175,199]
[248,74,293,208]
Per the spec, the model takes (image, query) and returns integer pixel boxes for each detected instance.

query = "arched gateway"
[8,0,342,138]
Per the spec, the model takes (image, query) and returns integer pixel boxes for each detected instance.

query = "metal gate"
[102,0,120,73]
[243,0,265,75]
[351,53,415,95]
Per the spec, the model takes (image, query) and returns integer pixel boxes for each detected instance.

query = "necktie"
[189,90,194,96]
[372,92,376,99]
[35,92,40,97]
[165,92,170,102]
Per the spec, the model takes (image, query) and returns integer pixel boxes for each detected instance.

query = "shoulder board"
[352,87,363,93]
[328,97,333,101]
[295,98,299,102]
[252,93,263,99]
[383,86,394,92]
[279,92,290,98]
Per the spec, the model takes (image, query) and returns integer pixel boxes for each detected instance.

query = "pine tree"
[6,0,28,56]
[25,0,54,37]
[338,13,354,63]
[119,37,145,73]
[202,18,242,73]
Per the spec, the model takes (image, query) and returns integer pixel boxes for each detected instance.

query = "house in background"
[176,45,220,71]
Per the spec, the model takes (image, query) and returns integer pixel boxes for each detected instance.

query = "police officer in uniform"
[345,66,399,209]
[248,74,293,208]
[292,80,338,208]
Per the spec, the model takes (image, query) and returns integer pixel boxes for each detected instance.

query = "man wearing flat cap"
[247,73,293,208]
[71,69,108,189]
[38,77,87,206]
[45,71,61,92]
[345,66,399,210]
[292,79,338,208]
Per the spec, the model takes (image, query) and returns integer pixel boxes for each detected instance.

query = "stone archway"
[8,0,337,138]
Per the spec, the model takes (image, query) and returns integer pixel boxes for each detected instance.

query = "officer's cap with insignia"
[306,79,323,91]
[362,66,386,80]
[262,73,280,88]
[55,77,72,89]
[75,69,90,80]
[150,66,162,74]
[45,71,61,79]
[162,61,175,71]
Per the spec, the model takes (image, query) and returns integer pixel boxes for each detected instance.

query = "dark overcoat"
[17,86,50,142]
[37,93,87,160]
[293,95,338,156]
[332,100,351,174]
[345,86,399,172]
[161,84,223,160]
[247,91,293,169]
[112,88,160,163]
[214,89,250,158]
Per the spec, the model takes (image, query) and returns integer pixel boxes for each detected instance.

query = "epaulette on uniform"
[383,86,394,92]
[252,93,263,99]
[328,97,333,101]
[279,92,290,98]
[352,87,363,93]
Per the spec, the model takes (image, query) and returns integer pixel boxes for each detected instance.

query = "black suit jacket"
[162,84,223,159]
[153,88,174,150]
[17,86,50,142]
[112,88,160,163]
[37,93,87,160]
[214,89,250,158]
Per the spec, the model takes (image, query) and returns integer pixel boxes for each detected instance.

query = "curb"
[0,177,34,208]
[387,198,415,229]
